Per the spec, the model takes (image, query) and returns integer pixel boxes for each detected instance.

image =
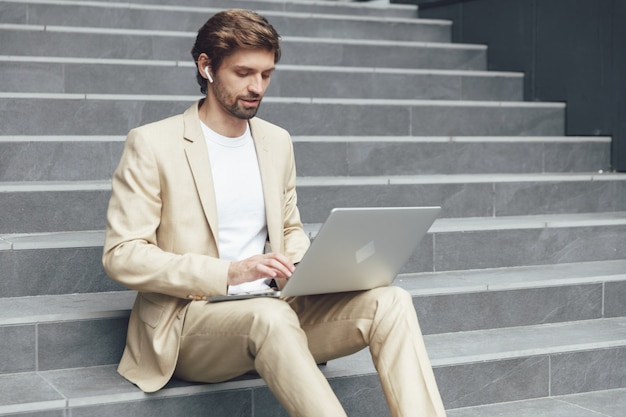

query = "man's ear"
[198,53,213,83]
[204,67,214,84]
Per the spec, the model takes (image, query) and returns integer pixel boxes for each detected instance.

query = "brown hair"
[191,9,281,94]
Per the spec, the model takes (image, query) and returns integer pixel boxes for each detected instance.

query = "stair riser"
[1,30,486,70]
[294,141,610,176]
[0,190,110,233]
[2,180,624,233]
[0,247,119,298]
[431,225,626,271]
[415,284,605,335]
[1,349,624,417]
[42,0,420,18]
[0,99,564,136]
[298,181,626,223]
[3,226,625,298]
[0,141,123,182]
[3,327,625,413]
[1,3,445,42]
[0,61,523,101]
[0,140,610,182]
[2,281,623,374]
[438,348,626,409]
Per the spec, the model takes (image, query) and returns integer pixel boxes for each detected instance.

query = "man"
[103,9,446,417]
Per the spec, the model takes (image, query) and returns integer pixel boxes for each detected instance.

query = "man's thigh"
[176,297,299,383]
[288,286,398,364]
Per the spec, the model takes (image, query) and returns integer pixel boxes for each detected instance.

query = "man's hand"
[227,253,296,287]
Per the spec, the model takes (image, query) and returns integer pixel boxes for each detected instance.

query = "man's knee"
[247,299,304,346]
[371,286,414,312]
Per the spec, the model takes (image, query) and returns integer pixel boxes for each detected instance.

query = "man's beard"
[213,79,262,120]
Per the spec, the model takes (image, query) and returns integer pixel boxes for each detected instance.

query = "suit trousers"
[174,286,447,417]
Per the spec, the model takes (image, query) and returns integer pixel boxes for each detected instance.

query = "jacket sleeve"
[102,128,230,299]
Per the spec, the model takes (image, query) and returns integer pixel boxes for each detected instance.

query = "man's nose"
[248,75,263,94]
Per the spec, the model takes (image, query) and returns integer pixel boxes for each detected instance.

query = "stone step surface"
[0,135,610,182]
[2,173,624,232]
[1,315,625,416]
[0,0,449,42]
[0,24,487,70]
[0,96,565,136]
[2,213,625,297]
[2,260,624,373]
[30,0,420,18]
[447,388,626,417]
[2,0,624,414]
[0,58,524,101]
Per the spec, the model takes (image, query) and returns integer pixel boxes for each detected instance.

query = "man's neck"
[199,100,248,138]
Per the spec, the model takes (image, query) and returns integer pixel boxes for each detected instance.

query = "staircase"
[2,0,626,416]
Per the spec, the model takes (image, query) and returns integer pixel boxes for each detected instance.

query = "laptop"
[206,206,440,302]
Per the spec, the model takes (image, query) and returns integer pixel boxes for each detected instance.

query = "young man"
[103,9,446,417]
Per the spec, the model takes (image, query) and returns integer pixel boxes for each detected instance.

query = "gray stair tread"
[0,23,479,50]
[1,0,425,22]
[0,55,517,77]
[1,1,443,30]
[428,317,626,366]
[0,92,560,107]
[0,59,524,101]
[400,259,626,294]
[296,172,626,185]
[0,291,135,325]
[2,212,626,250]
[2,134,605,143]
[1,24,487,70]
[0,96,564,137]
[1,318,625,414]
[2,260,624,325]
[447,388,626,417]
[6,172,623,191]
[4,0,419,18]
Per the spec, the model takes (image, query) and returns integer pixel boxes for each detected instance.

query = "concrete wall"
[394,0,626,171]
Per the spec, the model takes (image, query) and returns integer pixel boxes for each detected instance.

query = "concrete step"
[0,95,565,136]
[447,388,626,417]
[2,173,625,233]
[0,136,124,182]
[1,308,625,414]
[2,213,625,297]
[1,364,625,416]
[0,0,448,42]
[0,24,487,70]
[0,136,611,182]
[0,57,524,101]
[296,172,626,222]
[11,0,420,19]
[2,260,624,369]
[292,136,611,176]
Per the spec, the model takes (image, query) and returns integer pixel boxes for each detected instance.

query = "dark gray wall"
[394,0,625,171]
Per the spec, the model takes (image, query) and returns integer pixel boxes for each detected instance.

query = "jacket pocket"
[138,294,164,329]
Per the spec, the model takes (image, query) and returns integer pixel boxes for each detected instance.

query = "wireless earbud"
[204,67,213,84]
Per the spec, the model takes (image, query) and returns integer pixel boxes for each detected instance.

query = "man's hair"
[191,9,281,94]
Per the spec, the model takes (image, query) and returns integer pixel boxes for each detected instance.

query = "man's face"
[210,48,275,120]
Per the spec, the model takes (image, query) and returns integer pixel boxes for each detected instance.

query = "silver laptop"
[207,206,440,302]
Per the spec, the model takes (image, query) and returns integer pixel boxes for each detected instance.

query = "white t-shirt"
[201,122,270,295]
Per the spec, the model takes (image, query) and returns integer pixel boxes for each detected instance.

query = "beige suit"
[103,101,446,416]
[103,101,310,392]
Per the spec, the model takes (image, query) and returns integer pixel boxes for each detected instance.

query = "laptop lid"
[280,206,440,297]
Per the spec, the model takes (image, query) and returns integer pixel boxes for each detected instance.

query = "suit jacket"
[102,101,311,392]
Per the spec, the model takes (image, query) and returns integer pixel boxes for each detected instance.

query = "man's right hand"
[227,253,295,287]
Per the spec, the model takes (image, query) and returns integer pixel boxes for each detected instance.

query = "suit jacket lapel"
[250,118,282,252]
[182,102,220,248]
